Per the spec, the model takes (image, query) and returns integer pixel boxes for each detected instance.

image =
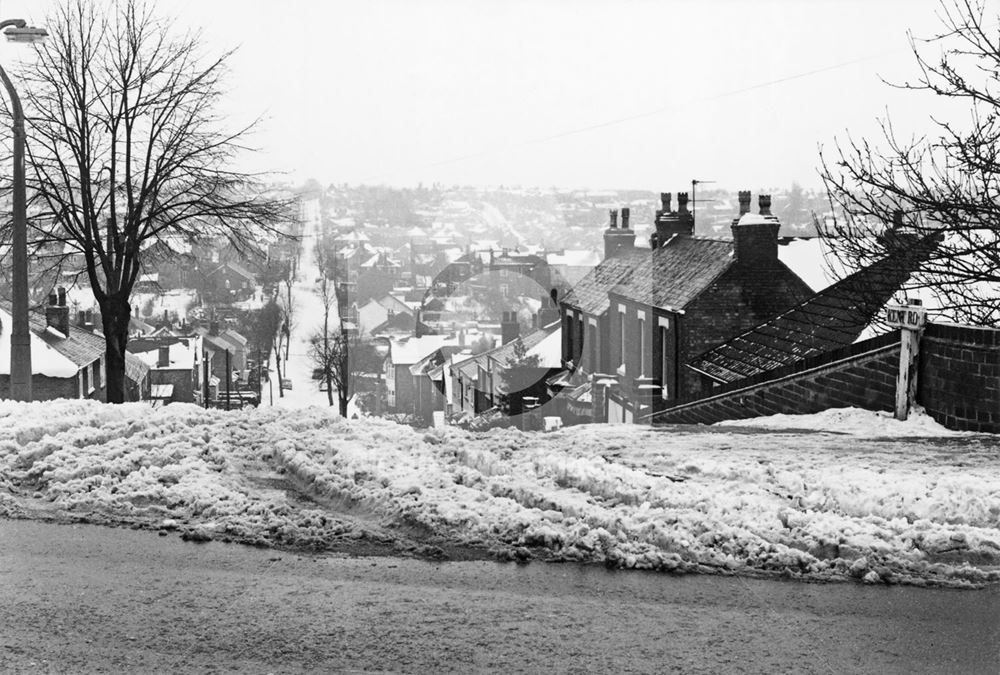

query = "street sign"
[887,301,927,421]
[885,304,927,330]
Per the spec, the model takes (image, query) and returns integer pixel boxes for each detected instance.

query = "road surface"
[2,519,998,674]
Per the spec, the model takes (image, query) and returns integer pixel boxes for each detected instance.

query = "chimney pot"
[738,190,752,216]
[49,291,58,306]
[660,192,672,212]
[892,210,904,229]
[57,287,66,306]
[677,193,690,214]
[759,194,772,216]
[609,209,618,229]
[621,207,630,230]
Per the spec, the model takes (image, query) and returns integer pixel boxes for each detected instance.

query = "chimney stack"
[45,287,70,337]
[731,191,780,264]
[537,291,560,327]
[500,311,520,345]
[209,320,219,336]
[652,189,694,248]
[604,207,635,259]
[157,345,170,368]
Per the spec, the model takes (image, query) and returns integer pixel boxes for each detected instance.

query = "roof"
[687,235,939,384]
[609,237,734,311]
[209,260,256,282]
[561,249,650,315]
[388,334,458,366]
[0,303,104,377]
[125,352,151,385]
[488,322,561,370]
[546,249,602,268]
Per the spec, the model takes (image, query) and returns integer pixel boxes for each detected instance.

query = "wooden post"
[225,349,231,411]
[887,300,926,421]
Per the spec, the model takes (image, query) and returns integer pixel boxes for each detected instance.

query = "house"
[206,261,257,303]
[125,352,152,402]
[558,191,815,423]
[686,230,941,389]
[127,335,204,404]
[449,310,562,420]
[383,334,460,415]
[196,322,248,385]
[358,295,413,336]
[0,289,107,401]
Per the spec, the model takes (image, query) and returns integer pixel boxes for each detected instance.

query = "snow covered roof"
[0,305,100,378]
[546,249,601,268]
[388,334,459,366]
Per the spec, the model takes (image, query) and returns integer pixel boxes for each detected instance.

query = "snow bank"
[1,400,997,588]
[715,407,966,436]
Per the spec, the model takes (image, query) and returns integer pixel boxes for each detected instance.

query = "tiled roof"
[488,323,560,369]
[125,351,150,384]
[610,237,734,311]
[560,249,649,315]
[27,309,104,368]
[687,238,939,384]
[561,237,735,315]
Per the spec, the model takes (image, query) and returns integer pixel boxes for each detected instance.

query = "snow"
[269,203,342,411]
[715,407,968,437]
[1,400,997,588]
[0,307,79,378]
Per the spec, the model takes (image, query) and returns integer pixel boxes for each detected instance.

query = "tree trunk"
[100,296,131,404]
[275,345,284,398]
[326,373,334,407]
[339,389,348,418]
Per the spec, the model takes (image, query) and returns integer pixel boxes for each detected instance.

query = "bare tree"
[820,0,1000,325]
[309,278,352,415]
[3,0,292,402]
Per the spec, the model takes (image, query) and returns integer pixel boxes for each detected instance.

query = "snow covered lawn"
[1,400,998,588]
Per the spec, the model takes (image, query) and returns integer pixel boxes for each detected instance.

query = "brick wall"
[919,323,1000,433]
[1,372,105,402]
[653,323,1000,433]
[652,332,900,425]
[679,261,814,397]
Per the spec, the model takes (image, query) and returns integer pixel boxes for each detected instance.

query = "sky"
[0,0,957,191]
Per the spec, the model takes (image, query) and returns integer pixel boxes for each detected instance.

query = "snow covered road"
[1,400,998,588]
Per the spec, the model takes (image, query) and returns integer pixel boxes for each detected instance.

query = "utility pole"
[203,351,209,409]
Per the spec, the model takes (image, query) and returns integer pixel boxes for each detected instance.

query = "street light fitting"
[5,26,48,43]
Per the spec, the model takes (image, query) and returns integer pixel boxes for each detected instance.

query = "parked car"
[281,378,293,390]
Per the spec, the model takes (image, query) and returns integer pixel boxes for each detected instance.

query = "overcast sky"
[2,0,954,191]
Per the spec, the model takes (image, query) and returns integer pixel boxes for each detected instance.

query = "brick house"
[559,191,815,423]
[0,290,107,401]
[126,336,204,404]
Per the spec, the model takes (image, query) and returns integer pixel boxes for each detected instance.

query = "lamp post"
[1,19,47,401]
[373,337,390,416]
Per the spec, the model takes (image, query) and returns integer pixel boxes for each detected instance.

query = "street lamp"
[372,337,390,416]
[1,19,47,401]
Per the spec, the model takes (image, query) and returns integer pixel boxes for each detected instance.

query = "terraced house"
[559,191,816,423]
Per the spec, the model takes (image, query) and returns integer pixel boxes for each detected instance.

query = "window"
[638,318,647,376]
[659,327,670,399]
[618,310,626,367]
